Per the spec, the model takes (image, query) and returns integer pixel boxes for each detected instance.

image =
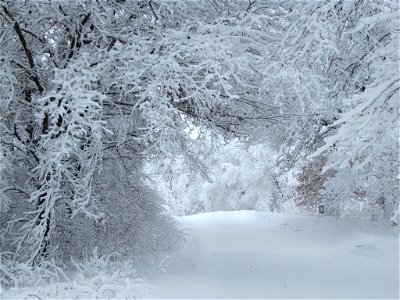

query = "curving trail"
[148,211,399,299]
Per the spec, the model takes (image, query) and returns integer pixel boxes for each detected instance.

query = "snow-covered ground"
[148,211,399,299]
[2,211,398,299]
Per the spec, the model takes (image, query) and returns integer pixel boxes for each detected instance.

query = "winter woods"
[0,0,285,267]
[0,0,398,285]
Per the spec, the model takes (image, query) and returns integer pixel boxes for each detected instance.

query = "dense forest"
[0,0,398,298]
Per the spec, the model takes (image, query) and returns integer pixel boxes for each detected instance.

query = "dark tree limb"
[2,5,43,93]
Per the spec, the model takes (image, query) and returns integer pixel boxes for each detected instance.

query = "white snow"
[2,211,398,299]
[148,211,399,299]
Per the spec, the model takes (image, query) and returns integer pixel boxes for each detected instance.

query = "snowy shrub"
[0,249,151,299]
[49,150,183,272]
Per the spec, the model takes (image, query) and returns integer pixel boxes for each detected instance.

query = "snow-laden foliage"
[20,60,108,263]
[250,0,400,222]
[0,0,286,269]
[146,0,399,224]
[308,0,399,223]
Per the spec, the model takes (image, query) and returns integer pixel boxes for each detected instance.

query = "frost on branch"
[12,58,108,263]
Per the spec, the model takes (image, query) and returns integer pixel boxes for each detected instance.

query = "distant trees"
[146,139,289,215]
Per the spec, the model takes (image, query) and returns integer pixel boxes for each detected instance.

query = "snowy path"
[148,211,399,299]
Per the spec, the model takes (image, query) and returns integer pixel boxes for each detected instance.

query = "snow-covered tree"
[292,0,399,222]
[0,0,291,266]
